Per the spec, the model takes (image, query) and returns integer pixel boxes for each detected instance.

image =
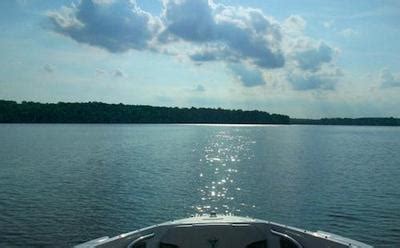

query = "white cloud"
[283,15,306,34]
[48,0,162,52]
[339,28,357,37]
[48,0,342,91]
[323,20,334,29]
[162,0,285,69]
[48,6,84,30]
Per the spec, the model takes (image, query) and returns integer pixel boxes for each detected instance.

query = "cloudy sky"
[1,0,399,118]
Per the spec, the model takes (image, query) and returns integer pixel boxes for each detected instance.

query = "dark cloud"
[287,68,342,91]
[43,64,54,73]
[293,42,334,71]
[380,69,400,88]
[189,45,235,62]
[213,6,285,69]
[190,50,217,62]
[48,0,160,53]
[113,69,125,77]
[193,84,206,92]
[95,68,106,75]
[229,63,266,87]
[288,73,334,91]
[162,0,215,42]
[163,0,285,68]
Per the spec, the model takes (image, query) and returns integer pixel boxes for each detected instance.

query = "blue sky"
[0,0,399,118]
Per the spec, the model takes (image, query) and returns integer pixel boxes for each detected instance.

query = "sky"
[0,0,399,118]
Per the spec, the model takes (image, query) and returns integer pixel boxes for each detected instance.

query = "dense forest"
[0,100,290,124]
[291,117,400,126]
[1,100,399,126]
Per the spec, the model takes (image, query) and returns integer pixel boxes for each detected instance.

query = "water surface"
[0,124,399,247]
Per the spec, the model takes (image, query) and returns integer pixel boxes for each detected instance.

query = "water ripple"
[0,124,399,247]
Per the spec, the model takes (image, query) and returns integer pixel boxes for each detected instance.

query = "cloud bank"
[48,0,341,90]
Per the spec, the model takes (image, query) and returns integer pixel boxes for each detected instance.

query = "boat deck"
[76,214,372,248]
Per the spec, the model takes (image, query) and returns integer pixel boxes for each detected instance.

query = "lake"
[0,124,399,247]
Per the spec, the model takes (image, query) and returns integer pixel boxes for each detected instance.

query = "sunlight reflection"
[192,129,256,214]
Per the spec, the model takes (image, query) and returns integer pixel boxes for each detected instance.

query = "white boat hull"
[76,214,372,248]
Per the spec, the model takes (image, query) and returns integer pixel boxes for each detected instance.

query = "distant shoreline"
[290,117,400,126]
[1,100,399,126]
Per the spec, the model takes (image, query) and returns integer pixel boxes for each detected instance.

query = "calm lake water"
[0,124,399,247]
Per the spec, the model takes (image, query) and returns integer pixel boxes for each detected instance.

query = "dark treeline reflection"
[0,100,289,124]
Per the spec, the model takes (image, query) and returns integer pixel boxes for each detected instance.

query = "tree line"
[1,100,398,126]
[291,117,400,126]
[0,100,290,124]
